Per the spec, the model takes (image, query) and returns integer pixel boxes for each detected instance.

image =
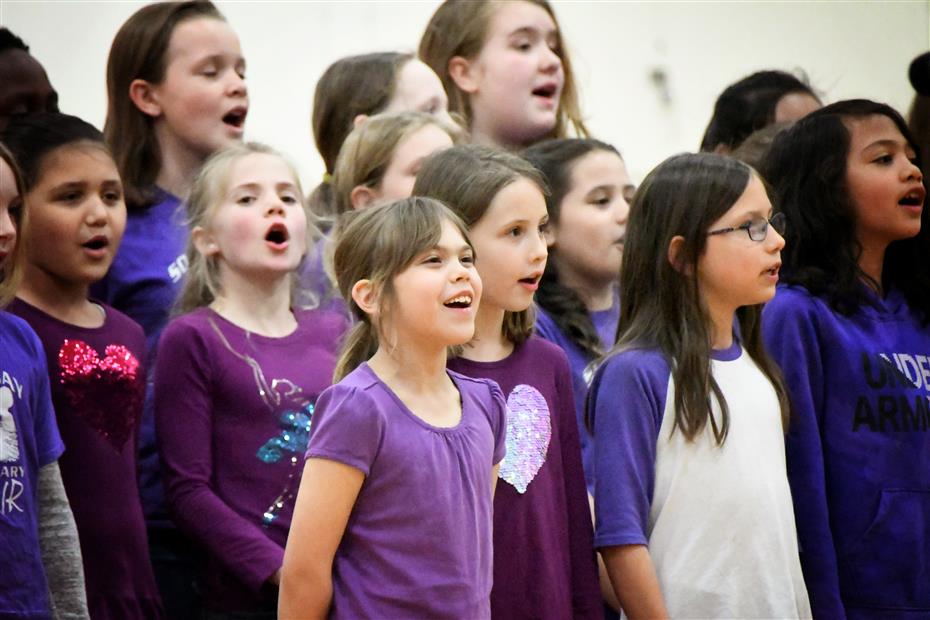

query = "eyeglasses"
[707,212,786,242]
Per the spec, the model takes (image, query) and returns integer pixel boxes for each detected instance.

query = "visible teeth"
[447,296,471,304]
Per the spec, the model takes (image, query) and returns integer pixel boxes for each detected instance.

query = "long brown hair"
[332,197,472,382]
[0,142,27,308]
[611,152,790,444]
[419,0,588,144]
[413,144,547,347]
[307,52,413,218]
[104,1,225,209]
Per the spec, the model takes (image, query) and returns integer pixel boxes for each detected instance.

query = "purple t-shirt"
[535,297,619,490]
[91,188,186,524]
[305,362,507,619]
[296,233,349,317]
[154,307,347,611]
[764,285,930,619]
[8,299,163,620]
[448,336,602,619]
[0,311,63,620]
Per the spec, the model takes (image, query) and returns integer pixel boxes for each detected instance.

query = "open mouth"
[223,107,247,129]
[519,274,541,286]
[532,83,558,100]
[443,294,473,309]
[82,236,108,251]
[763,264,781,277]
[899,188,925,207]
[265,223,290,245]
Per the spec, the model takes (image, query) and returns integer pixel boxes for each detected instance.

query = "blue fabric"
[764,284,930,619]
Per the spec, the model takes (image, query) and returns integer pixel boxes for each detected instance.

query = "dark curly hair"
[761,99,930,322]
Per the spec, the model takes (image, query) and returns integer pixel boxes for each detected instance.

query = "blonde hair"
[419,0,588,143]
[412,144,547,347]
[330,111,463,217]
[0,143,27,308]
[175,142,316,314]
[332,197,472,382]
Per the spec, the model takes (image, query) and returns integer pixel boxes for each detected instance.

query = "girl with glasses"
[590,152,810,619]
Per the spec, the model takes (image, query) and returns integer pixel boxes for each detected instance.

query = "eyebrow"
[231,182,297,192]
[862,138,907,151]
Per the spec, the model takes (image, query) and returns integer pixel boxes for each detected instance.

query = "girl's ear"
[350,185,378,210]
[351,279,379,317]
[667,235,688,273]
[448,56,479,94]
[191,225,219,257]
[543,222,557,247]
[352,114,369,129]
[128,79,162,118]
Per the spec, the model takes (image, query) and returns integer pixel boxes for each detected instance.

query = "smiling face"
[459,0,564,148]
[23,144,126,289]
[697,175,785,317]
[383,59,453,126]
[196,153,307,281]
[384,218,482,348]
[547,149,634,294]
[467,176,548,314]
[844,114,924,254]
[147,17,248,162]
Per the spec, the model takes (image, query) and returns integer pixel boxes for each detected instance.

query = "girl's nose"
[0,208,16,240]
[540,44,562,74]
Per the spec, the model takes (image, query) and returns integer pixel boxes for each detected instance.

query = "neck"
[367,339,450,396]
[706,301,735,350]
[553,257,616,311]
[153,128,207,198]
[209,268,295,337]
[17,264,101,327]
[469,116,522,152]
[463,301,514,361]
[858,238,886,295]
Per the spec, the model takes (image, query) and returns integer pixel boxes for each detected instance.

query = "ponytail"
[333,320,379,383]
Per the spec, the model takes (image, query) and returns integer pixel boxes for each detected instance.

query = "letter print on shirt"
[0,385,19,463]
[499,385,551,493]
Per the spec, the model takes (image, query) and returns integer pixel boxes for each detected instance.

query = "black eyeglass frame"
[706,212,786,242]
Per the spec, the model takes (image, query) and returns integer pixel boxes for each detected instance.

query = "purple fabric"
[0,312,63,620]
[8,300,163,620]
[535,297,620,491]
[154,307,346,611]
[763,285,930,619]
[91,189,186,525]
[447,336,602,620]
[305,363,507,619]
[296,234,349,318]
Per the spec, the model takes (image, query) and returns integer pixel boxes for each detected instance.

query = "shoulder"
[448,369,504,401]
[294,308,350,345]
[313,367,391,428]
[517,334,571,372]
[764,284,828,320]
[0,311,43,356]
[101,304,146,339]
[159,308,215,348]
[590,346,671,407]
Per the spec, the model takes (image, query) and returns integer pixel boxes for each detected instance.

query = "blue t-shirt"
[0,311,64,619]
[535,296,619,490]
[764,284,930,619]
[589,341,810,618]
[92,189,185,525]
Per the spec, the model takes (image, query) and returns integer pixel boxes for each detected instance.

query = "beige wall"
[3,0,928,185]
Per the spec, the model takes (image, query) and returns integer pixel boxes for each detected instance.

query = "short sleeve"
[487,380,508,466]
[306,384,386,475]
[28,332,64,467]
[590,350,668,549]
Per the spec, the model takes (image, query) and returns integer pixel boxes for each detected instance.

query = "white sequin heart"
[499,384,551,493]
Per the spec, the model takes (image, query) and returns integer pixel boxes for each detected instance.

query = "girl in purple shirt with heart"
[3,113,163,619]
[414,145,601,619]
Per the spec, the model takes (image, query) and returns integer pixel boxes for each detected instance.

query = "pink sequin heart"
[499,384,551,494]
[58,339,142,451]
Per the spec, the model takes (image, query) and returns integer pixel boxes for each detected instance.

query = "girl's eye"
[103,190,122,203]
[280,194,298,204]
[236,195,255,205]
[57,191,82,203]
[873,154,893,165]
[460,254,474,265]
[508,227,523,237]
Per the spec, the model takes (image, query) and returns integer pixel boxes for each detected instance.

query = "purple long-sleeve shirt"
[448,335,603,620]
[154,307,346,612]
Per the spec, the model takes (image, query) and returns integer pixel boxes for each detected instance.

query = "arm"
[552,353,603,618]
[490,463,500,498]
[763,294,845,619]
[279,458,364,619]
[155,321,284,592]
[589,351,668,618]
[38,462,90,620]
[600,545,668,620]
